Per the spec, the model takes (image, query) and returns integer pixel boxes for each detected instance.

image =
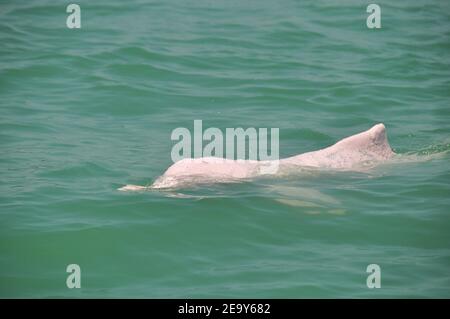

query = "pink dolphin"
[119,123,394,190]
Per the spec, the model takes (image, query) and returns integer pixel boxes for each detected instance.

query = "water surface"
[0,0,449,298]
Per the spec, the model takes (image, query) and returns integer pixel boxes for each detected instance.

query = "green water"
[1,0,449,298]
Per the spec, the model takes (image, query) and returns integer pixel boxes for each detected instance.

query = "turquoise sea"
[1,0,449,298]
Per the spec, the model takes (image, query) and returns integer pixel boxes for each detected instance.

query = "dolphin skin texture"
[119,123,394,191]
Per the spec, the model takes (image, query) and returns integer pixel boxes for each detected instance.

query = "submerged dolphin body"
[119,123,394,191]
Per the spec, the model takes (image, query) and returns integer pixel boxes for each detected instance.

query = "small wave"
[389,144,449,165]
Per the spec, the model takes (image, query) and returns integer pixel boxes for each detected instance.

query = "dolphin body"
[119,123,394,191]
